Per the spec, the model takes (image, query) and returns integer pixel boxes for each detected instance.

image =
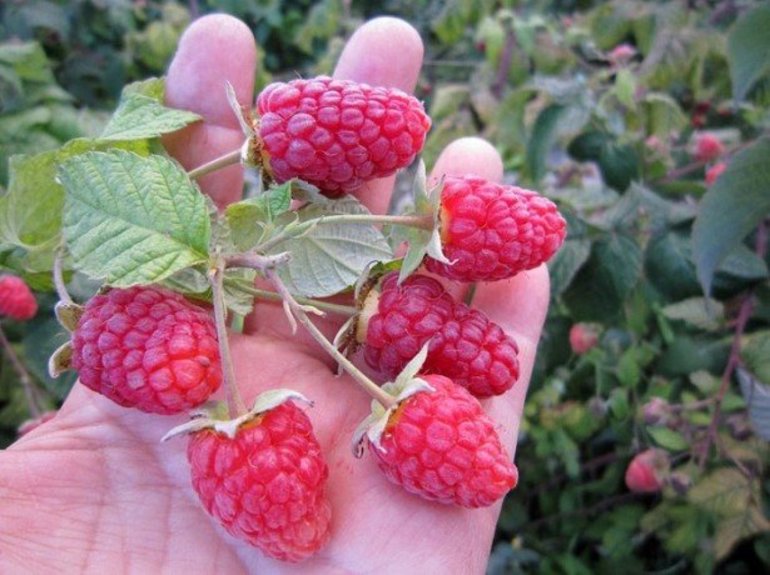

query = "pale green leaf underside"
[60,150,210,286]
[269,198,393,298]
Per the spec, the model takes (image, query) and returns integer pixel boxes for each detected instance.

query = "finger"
[163,14,257,209]
[333,16,424,215]
[475,265,551,456]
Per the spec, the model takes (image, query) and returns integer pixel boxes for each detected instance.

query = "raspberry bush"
[2,0,770,572]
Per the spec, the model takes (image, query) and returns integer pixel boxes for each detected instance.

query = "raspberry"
[568,323,599,355]
[693,132,724,163]
[256,76,430,196]
[0,275,38,321]
[624,449,669,493]
[71,286,221,415]
[368,374,518,507]
[424,175,566,282]
[705,161,727,185]
[357,272,519,398]
[187,402,331,562]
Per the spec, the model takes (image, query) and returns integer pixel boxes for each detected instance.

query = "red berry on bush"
[693,133,725,163]
[256,76,431,196]
[357,272,519,398]
[187,402,331,562]
[569,323,600,355]
[424,175,566,282]
[625,449,668,493]
[0,275,38,321]
[365,374,518,508]
[71,286,222,415]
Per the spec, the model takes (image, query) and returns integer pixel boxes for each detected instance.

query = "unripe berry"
[693,133,724,163]
[569,323,600,355]
[624,449,669,493]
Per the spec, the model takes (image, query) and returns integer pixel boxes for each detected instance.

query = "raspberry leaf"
[0,139,149,274]
[225,182,293,251]
[266,197,393,298]
[59,150,211,286]
[101,78,202,140]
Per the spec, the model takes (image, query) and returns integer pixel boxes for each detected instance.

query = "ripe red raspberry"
[705,161,727,185]
[187,402,331,562]
[0,275,38,321]
[424,175,566,282]
[356,272,519,398]
[71,286,221,415]
[624,449,669,493]
[568,323,599,355]
[256,76,430,196]
[693,132,725,163]
[368,374,518,507]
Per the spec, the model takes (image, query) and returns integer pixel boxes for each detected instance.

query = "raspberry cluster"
[46,73,568,564]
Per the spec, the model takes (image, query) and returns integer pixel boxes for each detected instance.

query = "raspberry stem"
[265,269,396,410]
[209,258,248,418]
[188,148,242,180]
[257,214,434,253]
[238,286,357,317]
[53,251,73,305]
[0,324,44,418]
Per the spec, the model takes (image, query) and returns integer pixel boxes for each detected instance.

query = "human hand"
[0,15,550,574]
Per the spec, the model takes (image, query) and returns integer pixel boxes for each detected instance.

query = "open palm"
[0,16,549,574]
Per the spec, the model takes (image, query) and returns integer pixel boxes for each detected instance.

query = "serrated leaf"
[101,86,201,140]
[549,237,591,297]
[59,150,210,286]
[693,139,770,295]
[648,426,688,451]
[225,183,292,251]
[689,467,753,517]
[737,368,770,441]
[714,506,770,561]
[0,138,149,273]
[268,197,393,298]
[662,297,724,332]
[727,3,770,101]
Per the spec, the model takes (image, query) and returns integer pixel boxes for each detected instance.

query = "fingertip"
[166,14,257,128]
[429,137,504,184]
[334,17,424,92]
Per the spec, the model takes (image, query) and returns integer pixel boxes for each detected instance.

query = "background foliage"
[2,0,770,572]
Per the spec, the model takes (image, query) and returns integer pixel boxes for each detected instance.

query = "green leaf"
[101,79,201,140]
[597,142,639,192]
[648,426,688,451]
[737,368,770,441]
[549,237,591,297]
[692,139,770,295]
[689,467,754,516]
[714,506,770,561]
[0,138,149,272]
[567,131,608,162]
[662,297,725,332]
[225,183,293,252]
[526,104,566,182]
[727,3,770,101]
[268,197,393,298]
[59,150,210,286]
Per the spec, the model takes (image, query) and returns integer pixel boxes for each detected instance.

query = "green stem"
[265,269,396,410]
[239,286,357,317]
[0,324,43,418]
[208,259,247,418]
[257,213,434,253]
[53,251,73,305]
[188,148,242,180]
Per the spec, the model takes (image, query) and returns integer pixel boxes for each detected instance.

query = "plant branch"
[265,269,396,410]
[0,324,43,418]
[188,148,242,180]
[208,258,247,418]
[238,285,357,317]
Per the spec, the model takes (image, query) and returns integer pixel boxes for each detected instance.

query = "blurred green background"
[2,1,770,572]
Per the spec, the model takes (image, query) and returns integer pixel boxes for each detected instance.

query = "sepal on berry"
[352,343,434,456]
[54,301,84,332]
[162,388,312,442]
[48,341,73,378]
